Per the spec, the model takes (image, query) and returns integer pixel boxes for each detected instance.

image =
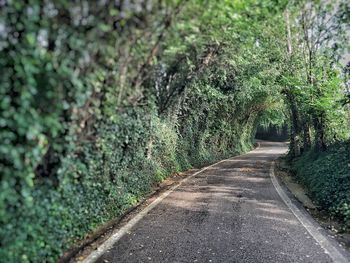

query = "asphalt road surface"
[88,141,348,263]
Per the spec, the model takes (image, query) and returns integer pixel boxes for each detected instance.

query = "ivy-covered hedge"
[0,0,290,261]
[1,87,256,262]
[291,140,350,229]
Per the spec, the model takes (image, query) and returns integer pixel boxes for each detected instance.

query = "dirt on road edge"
[275,158,350,251]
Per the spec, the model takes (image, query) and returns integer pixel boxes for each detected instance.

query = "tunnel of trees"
[1,0,350,261]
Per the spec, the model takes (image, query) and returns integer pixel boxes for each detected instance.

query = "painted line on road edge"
[270,161,349,263]
[82,143,261,263]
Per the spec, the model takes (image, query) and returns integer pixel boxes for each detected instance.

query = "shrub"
[291,140,350,229]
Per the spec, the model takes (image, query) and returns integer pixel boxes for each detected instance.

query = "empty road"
[84,141,349,263]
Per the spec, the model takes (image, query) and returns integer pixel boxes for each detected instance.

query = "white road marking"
[270,161,350,263]
[82,144,261,263]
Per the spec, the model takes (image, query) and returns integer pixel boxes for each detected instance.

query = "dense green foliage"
[0,0,349,262]
[291,140,350,228]
[280,1,350,230]
[0,1,289,261]
[281,1,350,156]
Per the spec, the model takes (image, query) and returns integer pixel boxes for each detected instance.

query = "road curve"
[86,141,349,263]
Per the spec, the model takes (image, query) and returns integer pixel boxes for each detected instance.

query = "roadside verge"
[271,161,350,263]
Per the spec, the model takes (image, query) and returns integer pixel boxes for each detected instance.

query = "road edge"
[270,161,350,263]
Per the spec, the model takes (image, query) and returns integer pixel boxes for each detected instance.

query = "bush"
[291,140,350,229]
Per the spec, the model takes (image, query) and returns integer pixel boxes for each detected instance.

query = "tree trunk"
[313,114,327,151]
[287,92,301,157]
[301,118,311,151]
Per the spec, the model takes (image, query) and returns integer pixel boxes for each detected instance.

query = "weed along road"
[83,141,349,263]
